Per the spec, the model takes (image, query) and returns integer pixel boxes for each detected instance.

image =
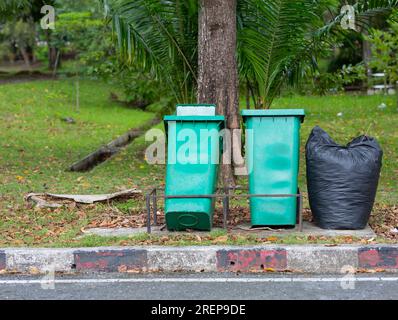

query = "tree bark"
[19,47,31,71]
[198,0,240,188]
[395,81,398,112]
[362,17,372,91]
[46,29,60,70]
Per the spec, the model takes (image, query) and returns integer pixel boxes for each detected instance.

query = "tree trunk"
[27,45,36,64]
[395,81,398,112]
[19,47,31,71]
[46,29,60,70]
[362,18,372,91]
[198,0,240,188]
[49,46,56,69]
[362,38,372,82]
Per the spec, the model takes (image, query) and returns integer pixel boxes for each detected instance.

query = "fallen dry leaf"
[118,265,128,272]
[28,267,40,275]
[126,269,141,274]
[212,235,228,243]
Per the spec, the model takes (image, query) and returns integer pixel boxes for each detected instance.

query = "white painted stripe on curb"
[0,277,397,285]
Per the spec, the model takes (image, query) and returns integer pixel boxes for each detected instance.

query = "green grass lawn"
[0,79,397,247]
[0,79,155,196]
[0,79,157,246]
[272,94,398,205]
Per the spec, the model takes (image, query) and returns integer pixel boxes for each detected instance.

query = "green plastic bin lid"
[176,104,216,116]
[176,104,216,108]
[241,109,305,122]
[163,115,225,133]
[164,115,225,122]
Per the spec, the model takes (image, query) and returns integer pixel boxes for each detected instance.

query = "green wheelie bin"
[242,109,305,227]
[164,111,225,231]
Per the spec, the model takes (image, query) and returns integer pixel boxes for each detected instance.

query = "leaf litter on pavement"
[0,192,397,247]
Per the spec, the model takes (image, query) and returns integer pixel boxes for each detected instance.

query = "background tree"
[103,0,398,185]
[0,18,36,69]
[0,0,56,68]
[0,1,30,13]
[105,0,398,105]
[103,0,198,104]
[367,11,398,107]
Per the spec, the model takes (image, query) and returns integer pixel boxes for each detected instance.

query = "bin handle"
[178,214,199,227]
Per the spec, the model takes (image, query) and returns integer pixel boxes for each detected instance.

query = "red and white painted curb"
[0,245,397,274]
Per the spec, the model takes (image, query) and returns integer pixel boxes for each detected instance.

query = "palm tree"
[0,1,31,13]
[102,0,198,104]
[103,0,398,107]
[103,0,398,185]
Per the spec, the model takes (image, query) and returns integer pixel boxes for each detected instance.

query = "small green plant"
[311,64,367,95]
[0,18,36,68]
[367,11,398,106]
[113,67,164,109]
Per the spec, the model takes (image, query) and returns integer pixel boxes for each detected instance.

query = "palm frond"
[317,0,398,36]
[103,0,398,108]
[238,0,330,107]
[239,0,398,108]
[0,0,30,12]
[103,0,198,103]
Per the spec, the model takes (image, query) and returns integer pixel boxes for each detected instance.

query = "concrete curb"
[0,245,397,274]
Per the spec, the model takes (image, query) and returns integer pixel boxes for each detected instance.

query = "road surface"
[0,273,397,300]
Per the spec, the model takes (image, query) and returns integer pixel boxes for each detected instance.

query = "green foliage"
[104,0,398,108]
[50,12,105,57]
[116,67,164,107]
[327,33,363,73]
[0,42,12,61]
[34,43,49,62]
[50,8,165,109]
[78,34,165,108]
[310,64,367,95]
[237,0,333,108]
[103,0,198,104]
[0,1,56,22]
[239,0,398,107]
[0,18,36,63]
[367,11,398,84]
[55,0,101,14]
[0,0,31,14]
[4,19,36,48]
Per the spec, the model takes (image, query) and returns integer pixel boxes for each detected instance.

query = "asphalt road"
[0,273,397,300]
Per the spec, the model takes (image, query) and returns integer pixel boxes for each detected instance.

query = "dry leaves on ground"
[369,204,398,239]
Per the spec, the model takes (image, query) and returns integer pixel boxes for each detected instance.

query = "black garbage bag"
[306,126,383,230]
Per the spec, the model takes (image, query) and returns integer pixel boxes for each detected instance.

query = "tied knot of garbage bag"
[305,126,383,230]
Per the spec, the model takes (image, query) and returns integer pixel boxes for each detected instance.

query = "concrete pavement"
[1,245,397,274]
